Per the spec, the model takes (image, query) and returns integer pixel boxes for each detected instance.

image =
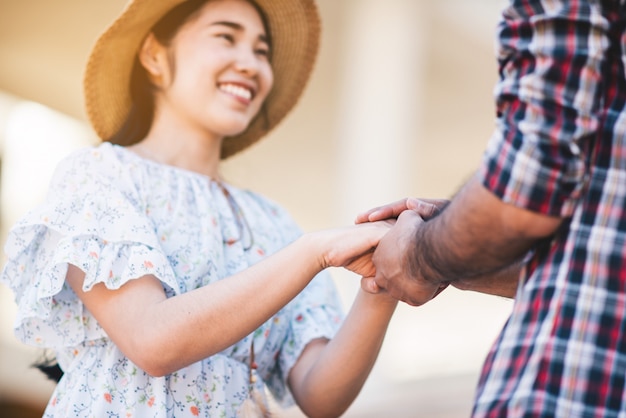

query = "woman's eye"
[216,33,235,43]
[255,48,269,57]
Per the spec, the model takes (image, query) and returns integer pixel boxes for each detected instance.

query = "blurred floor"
[0,401,44,418]
[278,372,478,418]
[0,371,478,418]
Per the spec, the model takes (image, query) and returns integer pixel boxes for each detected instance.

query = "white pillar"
[334,0,429,222]
[329,0,434,385]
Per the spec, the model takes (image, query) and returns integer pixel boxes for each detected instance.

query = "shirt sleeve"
[0,147,179,348]
[480,0,610,217]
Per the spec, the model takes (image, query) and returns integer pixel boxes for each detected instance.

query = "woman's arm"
[66,222,390,377]
[288,290,397,418]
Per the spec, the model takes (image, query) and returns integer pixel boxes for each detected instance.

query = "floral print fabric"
[1,142,343,417]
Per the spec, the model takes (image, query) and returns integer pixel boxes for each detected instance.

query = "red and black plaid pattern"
[474,1,626,416]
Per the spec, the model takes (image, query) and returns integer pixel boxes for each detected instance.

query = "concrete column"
[333,0,429,222]
[328,0,435,385]
[327,1,515,391]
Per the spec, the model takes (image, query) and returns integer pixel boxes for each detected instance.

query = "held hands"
[316,196,450,306]
[356,198,450,306]
[315,219,395,279]
[355,197,449,224]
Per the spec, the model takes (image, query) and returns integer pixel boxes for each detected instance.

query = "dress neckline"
[108,142,224,184]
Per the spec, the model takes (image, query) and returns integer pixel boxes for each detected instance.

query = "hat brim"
[83,0,320,159]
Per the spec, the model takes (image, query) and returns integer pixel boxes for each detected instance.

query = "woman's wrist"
[358,287,398,309]
[297,232,330,272]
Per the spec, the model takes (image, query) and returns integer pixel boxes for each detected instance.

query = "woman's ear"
[139,33,169,87]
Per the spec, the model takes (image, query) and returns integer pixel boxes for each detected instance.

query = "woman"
[1,0,397,417]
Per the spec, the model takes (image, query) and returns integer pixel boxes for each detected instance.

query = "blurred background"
[0,0,512,416]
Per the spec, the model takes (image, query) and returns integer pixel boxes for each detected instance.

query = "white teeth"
[219,83,252,100]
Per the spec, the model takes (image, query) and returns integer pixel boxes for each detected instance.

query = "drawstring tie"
[237,340,272,417]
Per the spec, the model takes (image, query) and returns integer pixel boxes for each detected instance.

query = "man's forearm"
[452,261,523,298]
[412,176,560,285]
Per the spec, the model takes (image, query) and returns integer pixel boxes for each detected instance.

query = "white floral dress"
[1,142,343,417]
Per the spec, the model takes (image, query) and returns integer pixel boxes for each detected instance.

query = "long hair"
[107,0,210,145]
[33,352,64,383]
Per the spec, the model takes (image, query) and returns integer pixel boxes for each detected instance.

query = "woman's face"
[146,0,274,140]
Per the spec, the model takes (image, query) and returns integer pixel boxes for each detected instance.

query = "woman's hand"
[313,220,394,277]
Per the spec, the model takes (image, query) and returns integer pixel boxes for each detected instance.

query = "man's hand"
[361,210,448,306]
[355,198,449,224]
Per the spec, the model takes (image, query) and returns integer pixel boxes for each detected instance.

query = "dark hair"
[33,352,64,383]
[108,0,272,146]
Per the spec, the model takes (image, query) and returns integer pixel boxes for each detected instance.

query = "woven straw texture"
[83,0,320,158]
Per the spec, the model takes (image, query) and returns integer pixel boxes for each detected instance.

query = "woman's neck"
[129,129,223,179]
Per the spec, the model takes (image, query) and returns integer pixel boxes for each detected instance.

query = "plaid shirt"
[474,1,626,417]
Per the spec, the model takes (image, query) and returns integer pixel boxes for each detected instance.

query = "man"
[358,1,626,416]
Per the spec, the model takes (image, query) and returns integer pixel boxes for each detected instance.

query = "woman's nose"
[233,47,260,75]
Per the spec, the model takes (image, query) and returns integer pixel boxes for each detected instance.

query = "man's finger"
[361,277,383,294]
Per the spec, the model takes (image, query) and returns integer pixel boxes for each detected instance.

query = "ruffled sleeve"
[1,146,179,348]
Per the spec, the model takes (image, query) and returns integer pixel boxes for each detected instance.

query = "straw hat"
[84,0,320,159]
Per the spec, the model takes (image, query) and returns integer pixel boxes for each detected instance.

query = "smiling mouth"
[218,83,253,101]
